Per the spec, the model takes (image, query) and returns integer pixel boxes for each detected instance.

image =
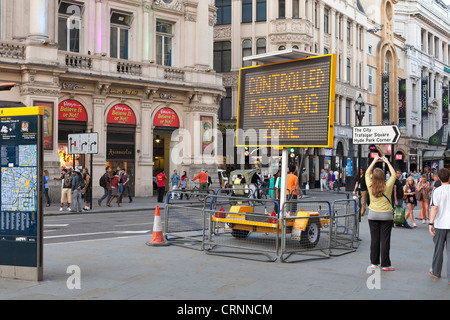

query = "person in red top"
[156,170,167,203]
[193,169,208,190]
[107,171,121,207]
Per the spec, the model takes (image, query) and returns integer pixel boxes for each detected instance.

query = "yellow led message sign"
[236,54,336,148]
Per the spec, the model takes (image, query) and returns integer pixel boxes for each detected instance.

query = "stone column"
[28,0,49,40]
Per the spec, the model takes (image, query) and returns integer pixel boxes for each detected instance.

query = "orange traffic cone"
[146,206,169,246]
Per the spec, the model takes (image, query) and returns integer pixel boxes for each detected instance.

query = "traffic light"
[244,147,249,168]
[289,147,297,166]
[289,147,296,158]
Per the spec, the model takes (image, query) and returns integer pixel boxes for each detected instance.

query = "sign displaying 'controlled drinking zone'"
[236,54,336,148]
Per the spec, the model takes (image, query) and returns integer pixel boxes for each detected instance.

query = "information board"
[0,107,43,281]
[236,54,336,148]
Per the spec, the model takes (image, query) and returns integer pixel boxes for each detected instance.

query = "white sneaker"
[67,207,72,211]
[59,207,63,212]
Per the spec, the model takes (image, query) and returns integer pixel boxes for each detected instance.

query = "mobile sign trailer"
[234,53,337,242]
[0,107,44,281]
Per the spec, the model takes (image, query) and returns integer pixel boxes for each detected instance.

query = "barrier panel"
[329,199,360,255]
[279,200,332,263]
[163,190,212,250]
[202,194,281,262]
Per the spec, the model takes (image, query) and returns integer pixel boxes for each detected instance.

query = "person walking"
[301,168,308,195]
[366,155,396,271]
[43,169,51,207]
[287,165,302,215]
[428,168,450,283]
[170,169,181,200]
[417,174,431,224]
[54,167,73,212]
[431,172,442,192]
[320,169,328,191]
[71,169,84,213]
[107,170,121,207]
[178,171,189,200]
[98,166,112,206]
[82,168,91,211]
[193,169,208,190]
[403,176,417,228]
[353,168,368,217]
[156,169,167,203]
[119,168,133,203]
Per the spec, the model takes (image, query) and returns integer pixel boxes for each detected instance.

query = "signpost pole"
[280,148,288,219]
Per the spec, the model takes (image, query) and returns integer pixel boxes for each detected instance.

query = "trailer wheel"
[231,229,250,239]
[300,218,320,248]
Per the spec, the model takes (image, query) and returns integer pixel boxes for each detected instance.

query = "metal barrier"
[330,199,360,256]
[161,189,360,262]
[163,189,212,250]
[202,194,281,262]
[279,200,332,263]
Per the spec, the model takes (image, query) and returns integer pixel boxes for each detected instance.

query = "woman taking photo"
[366,155,396,271]
[403,176,417,228]
[417,174,430,224]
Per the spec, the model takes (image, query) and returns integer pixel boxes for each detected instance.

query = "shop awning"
[445,150,450,158]
[423,150,445,161]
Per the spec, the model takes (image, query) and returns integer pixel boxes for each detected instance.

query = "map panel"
[1,167,37,212]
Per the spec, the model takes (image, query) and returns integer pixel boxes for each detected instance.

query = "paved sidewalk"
[1,191,448,300]
[44,195,162,216]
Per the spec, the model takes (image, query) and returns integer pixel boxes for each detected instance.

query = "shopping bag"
[393,206,405,225]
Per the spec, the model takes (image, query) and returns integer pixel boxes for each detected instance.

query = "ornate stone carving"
[214,26,231,39]
[153,0,183,12]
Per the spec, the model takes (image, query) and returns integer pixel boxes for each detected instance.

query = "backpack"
[99,173,107,188]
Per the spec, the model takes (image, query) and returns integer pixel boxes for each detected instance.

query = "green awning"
[423,150,445,161]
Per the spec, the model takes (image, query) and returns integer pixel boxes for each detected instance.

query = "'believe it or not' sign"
[352,125,400,145]
[236,54,336,148]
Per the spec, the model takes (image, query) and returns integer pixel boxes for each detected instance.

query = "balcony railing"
[117,61,142,76]
[65,53,92,69]
[0,41,25,60]
[164,66,185,81]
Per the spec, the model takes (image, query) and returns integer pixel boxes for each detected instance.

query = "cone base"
[146,241,170,247]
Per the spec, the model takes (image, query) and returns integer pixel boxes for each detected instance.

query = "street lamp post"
[354,93,366,173]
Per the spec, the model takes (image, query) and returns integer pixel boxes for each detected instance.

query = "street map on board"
[1,145,38,212]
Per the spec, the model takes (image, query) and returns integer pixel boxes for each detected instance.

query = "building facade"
[362,0,409,171]
[214,0,385,186]
[395,0,450,170]
[0,0,224,199]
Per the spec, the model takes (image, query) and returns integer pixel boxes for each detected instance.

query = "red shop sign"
[153,108,179,127]
[58,99,87,121]
[107,104,136,125]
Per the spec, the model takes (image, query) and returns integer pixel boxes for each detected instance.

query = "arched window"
[385,53,390,73]
[256,38,266,54]
[242,39,252,67]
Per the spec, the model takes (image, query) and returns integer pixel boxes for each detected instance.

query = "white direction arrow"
[352,125,400,145]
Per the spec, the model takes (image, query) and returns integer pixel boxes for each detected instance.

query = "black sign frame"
[236,54,336,148]
[0,107,43,281]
